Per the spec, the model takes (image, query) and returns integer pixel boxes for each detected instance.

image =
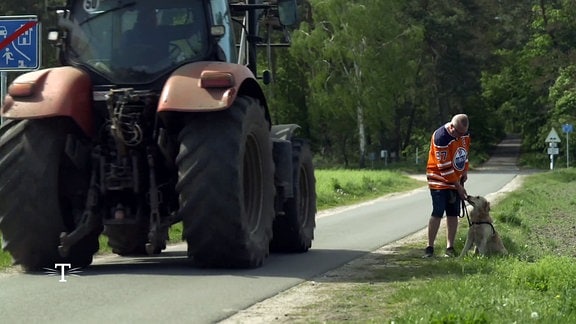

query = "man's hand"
[454,181,468,200]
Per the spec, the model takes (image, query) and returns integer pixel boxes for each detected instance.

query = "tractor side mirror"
[277,0,298,26]
[262,70,272,85]
[47,29,60,42]
[211,25,225,39]
[47,28,65,48]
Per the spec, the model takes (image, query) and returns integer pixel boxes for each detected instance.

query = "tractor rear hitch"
[145,151,168,255]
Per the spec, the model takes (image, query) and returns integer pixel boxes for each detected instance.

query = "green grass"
[315,169,424,210]
[0,249,11,269]
[381,256,576,322]
[96,222,184,255]
[279,168,576,323]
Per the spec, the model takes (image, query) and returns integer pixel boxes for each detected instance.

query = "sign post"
[562,123,573,168]
[380,150,388,167]
[0,71,6,108]
[545,128,561,170]
[0,15,40,125]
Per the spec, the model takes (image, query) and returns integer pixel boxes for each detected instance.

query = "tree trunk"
[357,100,366,168]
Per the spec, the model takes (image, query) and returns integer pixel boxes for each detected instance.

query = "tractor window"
[66,0,208,84]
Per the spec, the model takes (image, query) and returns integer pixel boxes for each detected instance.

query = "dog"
[460,195,508,257]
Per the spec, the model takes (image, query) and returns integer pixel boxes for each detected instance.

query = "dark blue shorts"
[430,189,460,217]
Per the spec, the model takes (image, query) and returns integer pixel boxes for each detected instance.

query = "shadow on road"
[16,247,371,280]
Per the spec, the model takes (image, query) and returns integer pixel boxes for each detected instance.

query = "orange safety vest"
[426,123,470,190]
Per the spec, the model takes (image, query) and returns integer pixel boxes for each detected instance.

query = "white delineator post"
[563,124,573,168]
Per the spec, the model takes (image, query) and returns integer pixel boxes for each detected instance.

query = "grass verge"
[267,169,576,323]
[315,169,424,210]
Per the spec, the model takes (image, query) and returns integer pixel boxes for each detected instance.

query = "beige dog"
[460,195,508,257]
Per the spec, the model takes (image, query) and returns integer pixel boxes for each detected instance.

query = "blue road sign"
[562,123,573,134]
[0,16,40,71]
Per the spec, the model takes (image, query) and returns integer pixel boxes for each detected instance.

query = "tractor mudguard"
[271,124,301,141]
[1,67,94,136]
[158,61,267,113]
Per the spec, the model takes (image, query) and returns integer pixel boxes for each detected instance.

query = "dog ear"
[481,199,490,213]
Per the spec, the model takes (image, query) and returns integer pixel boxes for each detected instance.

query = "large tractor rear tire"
[176,96,275,268]
[0,118,98,271]
[270,139,316,252]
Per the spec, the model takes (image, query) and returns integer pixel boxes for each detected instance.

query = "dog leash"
[460,199,470,224]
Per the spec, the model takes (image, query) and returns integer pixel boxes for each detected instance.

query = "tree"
[482,0,576,156]
[290,0,421,167]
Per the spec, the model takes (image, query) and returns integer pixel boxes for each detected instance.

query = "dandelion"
[531,312,539,319]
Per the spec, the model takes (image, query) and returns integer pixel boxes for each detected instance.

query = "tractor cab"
[52,0,213,85]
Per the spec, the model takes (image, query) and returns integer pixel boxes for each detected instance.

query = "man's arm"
[461,170,468,184]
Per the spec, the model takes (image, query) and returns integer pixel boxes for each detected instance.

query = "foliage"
[482,1,576,159]
[290,0,424,167]
[3,0,573,167]
[0,249,11,269]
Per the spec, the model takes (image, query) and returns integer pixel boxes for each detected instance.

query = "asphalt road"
[0,137,524,323]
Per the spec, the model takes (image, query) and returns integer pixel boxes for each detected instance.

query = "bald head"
[446,114,469,138]
[451,114,469,133]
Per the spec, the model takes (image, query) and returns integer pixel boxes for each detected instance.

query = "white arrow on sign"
[545,128,561,143]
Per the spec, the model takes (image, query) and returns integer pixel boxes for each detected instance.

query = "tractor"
[0,0,316,271]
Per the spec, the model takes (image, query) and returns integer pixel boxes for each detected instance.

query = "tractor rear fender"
[271,124,302,199]
[271,124,301,141]
[1,67,94,136]
[158,61,270,122]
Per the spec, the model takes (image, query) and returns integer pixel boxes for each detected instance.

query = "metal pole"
[0,71,6,103]
[567,132,570,168]
[1,71,7,125]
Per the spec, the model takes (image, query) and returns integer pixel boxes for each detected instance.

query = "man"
[424,114,470,258]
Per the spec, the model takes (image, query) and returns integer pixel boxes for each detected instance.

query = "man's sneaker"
[423,246,434,258]
[444,247,456,258]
